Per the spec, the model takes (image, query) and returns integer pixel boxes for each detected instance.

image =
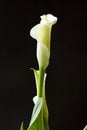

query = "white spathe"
[30,14,57,69]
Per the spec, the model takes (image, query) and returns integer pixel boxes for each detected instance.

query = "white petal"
[30,24,40,40]
[37,41,50,69]
[33,96,38,104]
[40,14,58,25]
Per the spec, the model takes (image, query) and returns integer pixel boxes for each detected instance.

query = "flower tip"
[40,14,58,25]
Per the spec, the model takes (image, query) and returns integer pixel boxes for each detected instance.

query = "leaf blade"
[20,122,24,130]
[27,97,43,130]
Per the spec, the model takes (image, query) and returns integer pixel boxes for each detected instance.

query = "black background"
[0,0,87,130]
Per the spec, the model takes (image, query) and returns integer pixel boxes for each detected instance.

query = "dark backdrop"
[0,0,87,130]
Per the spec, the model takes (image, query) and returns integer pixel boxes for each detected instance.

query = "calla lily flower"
[20,14,57,130]
[30,14,57,69]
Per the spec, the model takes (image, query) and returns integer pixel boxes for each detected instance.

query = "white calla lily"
[26,14,58,130]
[30,14,57,69]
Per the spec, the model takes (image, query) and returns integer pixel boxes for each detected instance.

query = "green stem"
[38,66,45,97]
[36,67,45,130]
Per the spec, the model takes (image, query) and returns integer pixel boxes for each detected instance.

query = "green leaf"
[30,68,39,95]
[27,97,43,130]
[83,125,87,130]
[20,122,24,130]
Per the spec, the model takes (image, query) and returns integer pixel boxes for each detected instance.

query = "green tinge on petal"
[30,24,50,69]
[30,23,51,51]
[36,24,51,51]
